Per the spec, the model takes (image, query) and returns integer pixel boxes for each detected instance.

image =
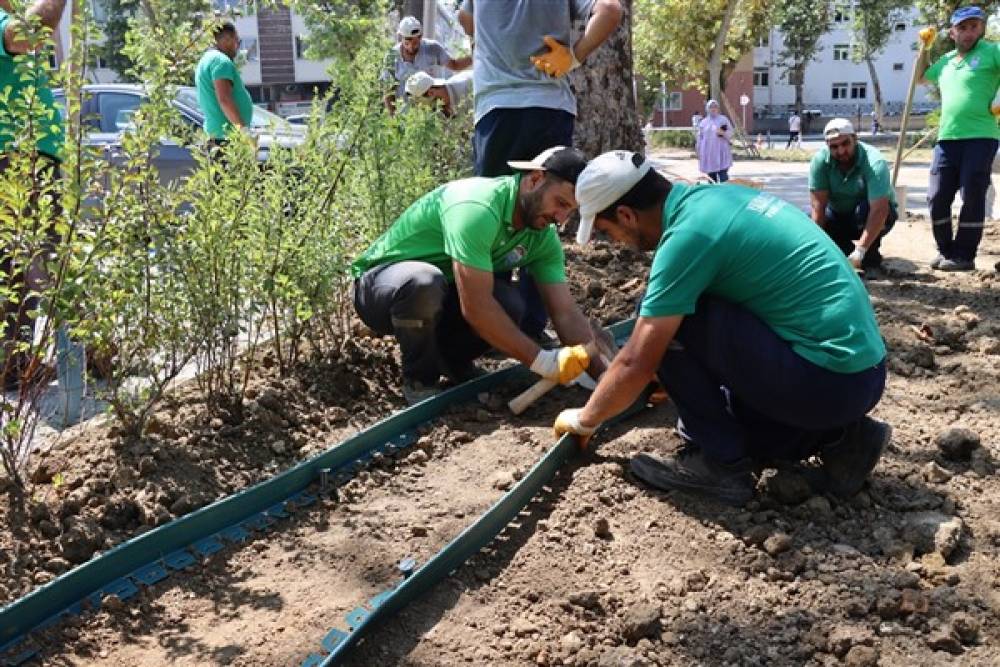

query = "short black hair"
[214,22,237,41]
[597,167,671,221]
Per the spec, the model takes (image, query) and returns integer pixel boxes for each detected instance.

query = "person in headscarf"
[696,100,733,183]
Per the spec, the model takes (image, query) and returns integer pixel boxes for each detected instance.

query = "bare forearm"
[810,193,828,228]
[219,97,244,128]
[916,50,932,83]
[579,345,652,426]
[574,0,622,62]
[464,299,540,366]
[28,0,66,28]
[859,200,889,248]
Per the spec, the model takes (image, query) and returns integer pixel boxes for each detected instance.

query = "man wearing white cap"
[553,151,891,506]
[405,70,473,118]
[809,118,897,271]
[351,147,604,404]
[383,15,471,114]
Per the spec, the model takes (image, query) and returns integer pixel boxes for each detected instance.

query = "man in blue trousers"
[554,151,891,507]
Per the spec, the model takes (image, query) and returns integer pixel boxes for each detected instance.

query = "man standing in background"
[457,0,622,342]
[195,21,254,150]
[0,0,66,391]
[918,6,1000,272]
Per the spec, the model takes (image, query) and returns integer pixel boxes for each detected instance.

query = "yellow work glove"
[918,27,937,50]
[554,408,598,448]
[530,35,581,78]
[530,345,590,385]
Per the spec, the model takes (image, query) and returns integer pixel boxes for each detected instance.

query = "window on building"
[240,37,259,62]
[757,33,769,48]
[659,92,683,112]
[833,2,851,22]
[90,0,108,24]
[94,54,108,69]
[753,68,769,87]
[895,22,906,32]
[833,44,850,61]
[893,62,904,71]
[850,82,867,99]
[831,82,848,100]
[295,35,309,60]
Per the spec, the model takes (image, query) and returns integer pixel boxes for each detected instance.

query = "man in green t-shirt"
[554,150,891,507]
[352,147,605,404]
[918,6,1000,271]
[1,0,66,392]
[194,21,254,149]
[809,118,897,271]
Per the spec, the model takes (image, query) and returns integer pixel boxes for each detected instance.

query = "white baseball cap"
[574,150,652,245]
[823,118,855,140]
[405,71,444,97]
[398,16,422,37]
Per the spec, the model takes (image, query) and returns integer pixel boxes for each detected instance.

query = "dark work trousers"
[353,261,527,386]
[707,169,729,183]
[655,297,887,466]
[824,200,898,269]
[928,138,998,261]
[1,154,61,389]
[474,106,575,338]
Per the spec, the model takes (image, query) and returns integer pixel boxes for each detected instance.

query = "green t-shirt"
[194,49,254,139]
[0,11,63,159]
[808,141,897,214]
[640,184,886,374]
[351,175,567,284]
[925,39,1000,141]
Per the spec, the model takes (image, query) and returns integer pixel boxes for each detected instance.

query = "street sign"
[739,94,750,107]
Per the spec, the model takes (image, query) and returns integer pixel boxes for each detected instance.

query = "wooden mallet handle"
[508,342,603,415]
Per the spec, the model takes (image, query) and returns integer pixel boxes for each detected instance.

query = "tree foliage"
[852,0,911,119]
[774,0,830,109]
[633,0,772,97]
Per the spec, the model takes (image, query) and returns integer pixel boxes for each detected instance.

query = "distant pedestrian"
[691,111,703,130]
[918,6,1000,271]
[786,111,802,149]
[195,22,254,151]
[696,99,733,182]
[870,110,880,136]
[383,16,470,115]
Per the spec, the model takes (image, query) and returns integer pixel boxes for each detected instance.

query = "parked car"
[51,84,305,186]
[284,114,308,125]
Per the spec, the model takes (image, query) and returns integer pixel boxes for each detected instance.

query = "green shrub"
[646,128,696,150]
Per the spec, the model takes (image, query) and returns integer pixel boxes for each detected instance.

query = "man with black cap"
[553,151,891,507]
[809,117,897,271]
[352,147,605,404]
[918,6,1000,271]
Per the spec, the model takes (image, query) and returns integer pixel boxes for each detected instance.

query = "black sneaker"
[814,417,891,497]
[402,380,442,405]
[629,447,756,507]
[937,258,975,272]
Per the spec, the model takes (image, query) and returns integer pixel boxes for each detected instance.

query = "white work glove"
[848,244,866,270]
[554,408,598,448]
[530,345,590,385]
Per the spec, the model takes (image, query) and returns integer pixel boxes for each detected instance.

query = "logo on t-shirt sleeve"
[498,245,527,270]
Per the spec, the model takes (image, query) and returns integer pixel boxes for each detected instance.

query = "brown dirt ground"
[3,221,1000,666]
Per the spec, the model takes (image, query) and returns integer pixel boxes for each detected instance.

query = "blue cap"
[951,6,986,25]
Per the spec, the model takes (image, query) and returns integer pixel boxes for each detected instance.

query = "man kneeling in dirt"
[352,147,605,404]
[554,151,891,506]
[809,118,897,271]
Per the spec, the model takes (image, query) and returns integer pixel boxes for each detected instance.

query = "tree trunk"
[708,0,741,103]
[571,0,643,154]
[794,64,804,111]
[865,55,883,124]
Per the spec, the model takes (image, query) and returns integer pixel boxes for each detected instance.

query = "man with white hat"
[383,15,471,114]
[809,118,897,271]
[405,70,473,118]
[917,6,1000,271]
[351,147,605,404]
[553,151,891,507]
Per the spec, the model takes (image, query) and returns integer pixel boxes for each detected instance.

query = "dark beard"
[518,183,551,230]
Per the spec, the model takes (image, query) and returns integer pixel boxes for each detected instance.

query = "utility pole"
[423,0,436,39]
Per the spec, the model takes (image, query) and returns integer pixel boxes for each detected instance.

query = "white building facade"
[753,5,933,123]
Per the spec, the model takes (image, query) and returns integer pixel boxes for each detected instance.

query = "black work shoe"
[440,359,486,385]
[402,380,442,405]
[630,447,756,507]
[937,258,975,272]
[815,417,891,498]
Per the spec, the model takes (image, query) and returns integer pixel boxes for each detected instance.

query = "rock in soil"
[935,427,980,461]
[621,602,661,643]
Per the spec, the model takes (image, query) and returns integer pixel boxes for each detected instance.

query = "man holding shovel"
[554,151,891,507]
[351,147,605,404]
[918,6,1000,272]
